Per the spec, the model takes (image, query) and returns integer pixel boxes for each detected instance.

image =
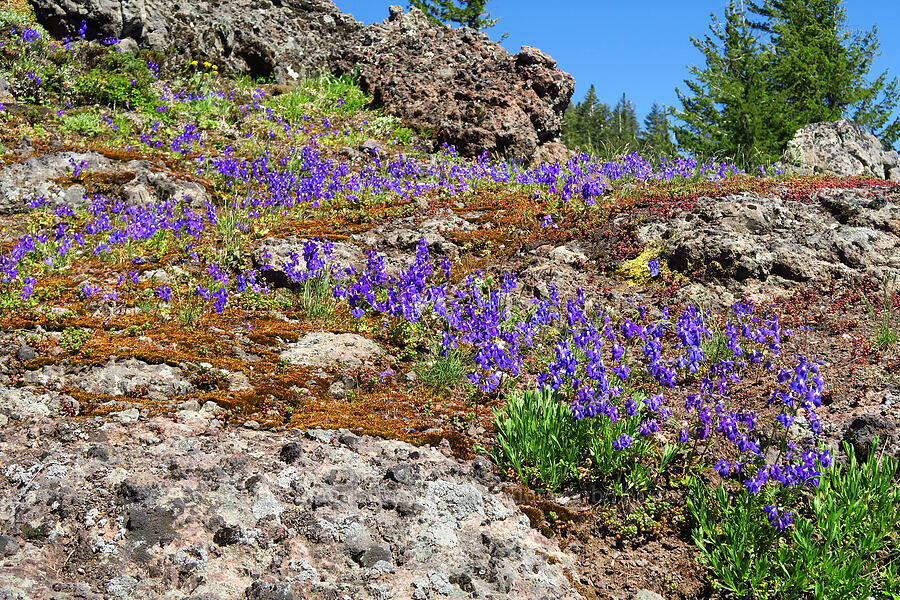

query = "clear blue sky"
[335,1,900,148]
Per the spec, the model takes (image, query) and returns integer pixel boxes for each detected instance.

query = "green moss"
[615,243,666,284]
[60,110,104,136]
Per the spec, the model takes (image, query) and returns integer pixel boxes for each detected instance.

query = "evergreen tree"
[610,93,640,152]
[640,102,675,157]
[674,1,780,164]
[408,0,498,30]
[561,85,612,154]
[747,0,900,147]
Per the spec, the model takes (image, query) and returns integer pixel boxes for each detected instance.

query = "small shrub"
[266,72,371,122]
[72,48,158,110]
[60,327,92,353]
[859,276,898,348]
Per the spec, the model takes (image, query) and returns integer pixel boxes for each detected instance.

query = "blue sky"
[335,1,900,147]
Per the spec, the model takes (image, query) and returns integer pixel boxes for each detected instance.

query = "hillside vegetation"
[0,6,898,599]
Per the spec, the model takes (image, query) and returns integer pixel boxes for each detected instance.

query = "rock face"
[782,119,900,181]
[333,9,575,158]
[0,414,583,599]
[640,188,900,285]
[29,1,574,159]
[30,0,361,83]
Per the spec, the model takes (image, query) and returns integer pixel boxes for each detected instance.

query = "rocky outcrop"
[23,357,194,400]
[333,8,574,159]
[781,119,900,181]
[640,188,900,285]
[28,1,574,159]
[0,411,583,599]
[29,0,362,82]
[0,150,209,214]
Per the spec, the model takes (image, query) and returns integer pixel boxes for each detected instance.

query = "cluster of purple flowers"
[763,504,796,532]
[21,28,41,45]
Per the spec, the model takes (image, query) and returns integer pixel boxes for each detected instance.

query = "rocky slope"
[1,9,900,598]
[28,0,574,159]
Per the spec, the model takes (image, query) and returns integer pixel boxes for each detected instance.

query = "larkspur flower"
[157,285,172,303]
[612,434,632,451]
[763,505,795,532]
[21,28,41,44]
[19,276,36,300]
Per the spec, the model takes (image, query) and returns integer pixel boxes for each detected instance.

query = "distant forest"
[560,90,674,160]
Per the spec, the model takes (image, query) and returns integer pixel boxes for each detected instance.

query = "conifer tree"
[610,93,640,151]
[408,0,498,31]
[748,0,900,147]
[640,102,675,157]
[561,85,612,153]
[674,0,780,164]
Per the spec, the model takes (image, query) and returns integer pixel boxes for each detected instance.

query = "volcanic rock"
[0,416,583,599]
[333,8,575,158]
[842,413,899,460]
[30,1,574,159]
[279,331,382,368]
[641,189,900,286]
[781,119,900,181]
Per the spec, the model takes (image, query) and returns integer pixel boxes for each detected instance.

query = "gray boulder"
[280,331,383,368]
[642,190,900,286]
[0,420,583,599]
[782,119,900,181]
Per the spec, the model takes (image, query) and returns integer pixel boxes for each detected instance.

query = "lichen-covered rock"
[781,119,900,181]
[23,357,193,400]
[0,151,212,214]
[0,151,110,214]
[640,189,900,286]
[30,1,574,160]
[0,385,79,420]
[0,415,583,599]
[280,332,383,368]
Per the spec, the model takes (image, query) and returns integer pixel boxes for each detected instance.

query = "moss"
[20,523,49,541]
[614,243,666,285]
